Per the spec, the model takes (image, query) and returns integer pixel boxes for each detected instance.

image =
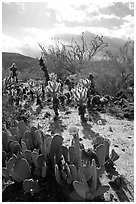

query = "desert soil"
[30,105,134,202]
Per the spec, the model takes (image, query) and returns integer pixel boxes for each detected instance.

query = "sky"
[2,1,134,58]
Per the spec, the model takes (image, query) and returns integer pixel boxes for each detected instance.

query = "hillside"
[2,52,39,71]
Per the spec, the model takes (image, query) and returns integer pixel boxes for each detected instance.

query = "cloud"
[46,1,114,24]
[2,2,59,30]
[63,13,123,30]
[100,2,134,18]
[2,1,134,58]
[2,35,21,52]
[54,20,133,40]
[2,34,41,58]
[46,0,114,11]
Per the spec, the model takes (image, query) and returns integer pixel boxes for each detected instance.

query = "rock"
[109,127,113,132]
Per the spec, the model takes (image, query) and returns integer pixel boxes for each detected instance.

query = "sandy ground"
[30,106,134,202]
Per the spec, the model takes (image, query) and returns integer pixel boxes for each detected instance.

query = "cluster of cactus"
[77,78,92,89]
[72,86,88,121]
[2,120,119,201]
[92,135,120,164]
[2,79,33,127]
[54,126,119,200]
[2,120,62,193]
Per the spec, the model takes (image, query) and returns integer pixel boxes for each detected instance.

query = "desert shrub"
[2,68,11,79]
[95,73,118,96]
[18,68,45,81]
[105,39,134,90]
[39,34,133,96]
[77,39,134,96]
[39,33,108,80]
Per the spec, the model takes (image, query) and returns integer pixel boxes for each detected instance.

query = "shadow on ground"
[106,163,134,202]
[48,117,67,135]
[81,111,107,140]
[81,121,99,140]
[91,111,107,125]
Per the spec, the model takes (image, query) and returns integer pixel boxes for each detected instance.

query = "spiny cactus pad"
[2,131,9,152]
[50,134,63,164]
[96,144,106,166]
[10,141,21,154]
[13,158,32,181]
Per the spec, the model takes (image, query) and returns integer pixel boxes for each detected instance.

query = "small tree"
[39,33,108,79]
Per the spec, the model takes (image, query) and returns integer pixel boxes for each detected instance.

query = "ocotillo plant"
[39,57,50,86]
[46,80,61,118]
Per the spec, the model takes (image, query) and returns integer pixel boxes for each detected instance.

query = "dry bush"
[39,33,108,80]
[77,40,134,96]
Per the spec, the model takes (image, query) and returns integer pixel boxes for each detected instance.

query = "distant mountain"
[2,52,39,71]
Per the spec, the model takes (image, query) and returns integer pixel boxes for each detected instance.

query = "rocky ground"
[30,105,134,202]
[2,104,134,202]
